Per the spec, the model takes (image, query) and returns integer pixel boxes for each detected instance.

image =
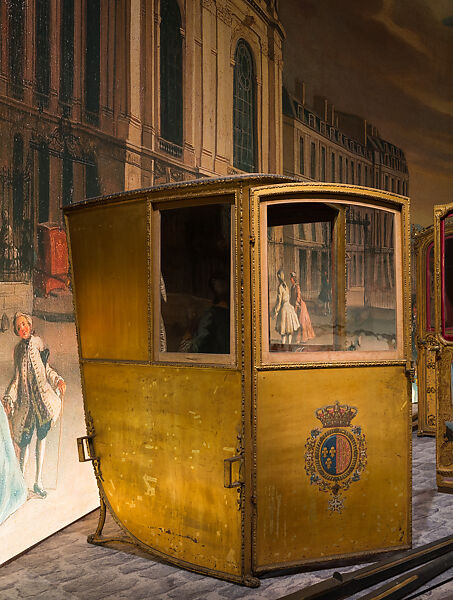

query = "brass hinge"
[77,436,104,481]
[405,360,415,383]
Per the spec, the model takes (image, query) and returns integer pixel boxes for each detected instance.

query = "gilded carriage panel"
[255,366,410,570]
[433,203,453,492]
[414,224,453,436]
[67,200,149,362]
[81,362,243,575]
[249,183,412,573]
[65,176,413,585]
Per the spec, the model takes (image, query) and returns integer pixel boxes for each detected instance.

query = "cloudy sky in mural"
[280,0,452,225]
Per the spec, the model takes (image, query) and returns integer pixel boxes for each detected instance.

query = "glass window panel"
[8,0,25,100]
[265,202,398,358]
[426,242,434,330]
[233,40,256,172]
[62,150,73,207]
[299,138,304,175]
[346,206,396,351]
[85,0,100,117]
[160,203,231,355]
[38,143,50,223]
[310,143,316,179]
[60,0,74,106]
[160,0,183,147]
[12,135,24,228]
[442,216,453,339]
[36,0,50,104]
[267,203,335,352]
[85,159,100,199]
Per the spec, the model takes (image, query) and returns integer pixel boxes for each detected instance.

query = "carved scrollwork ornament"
[417,334,442,352]
[202,0,216,13]
[217,1,232,26]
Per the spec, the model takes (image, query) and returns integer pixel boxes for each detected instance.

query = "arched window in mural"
[12,134,24,229]
[160,0,183,150]
[85,157,100,200]
[12,135,33,278]
[85,0,100,120]
[38,142,50,224]
[62,148,73,208]
[60,0,74,111]
[8,0,25,100]
[35,0,50,107]
[13,134,24,239]
[233,39,256,172]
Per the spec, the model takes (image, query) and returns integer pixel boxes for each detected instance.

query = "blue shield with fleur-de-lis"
[319,433,353,477]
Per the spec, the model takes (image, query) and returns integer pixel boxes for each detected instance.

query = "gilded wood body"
[65,176,413,585]
[433,203,453,492]
[414,225,437,435]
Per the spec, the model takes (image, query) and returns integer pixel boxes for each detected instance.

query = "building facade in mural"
[0,0,409,561]
[271,84,407,341]
[0,1,408,315]
[282,84,409,194]
[0,0,284,313]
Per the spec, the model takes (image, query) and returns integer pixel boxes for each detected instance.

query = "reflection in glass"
[160,204,231,354]
[267,203,334,352]
[426,243,434,330]
[266,203,397,354]
[442,218,453,339]
[345,206,396,351]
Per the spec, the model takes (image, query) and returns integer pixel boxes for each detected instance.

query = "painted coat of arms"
[304,401,367,513]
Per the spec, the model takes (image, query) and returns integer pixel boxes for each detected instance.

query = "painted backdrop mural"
[0,0,450,563]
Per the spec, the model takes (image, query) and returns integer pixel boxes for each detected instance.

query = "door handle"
[224,456,243,488]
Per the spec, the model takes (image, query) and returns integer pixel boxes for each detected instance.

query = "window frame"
[310,142,316,179]
[84,0,100,119]
[299,136,304,175]
[441,214,453,341]
[159,0,183,149]
[35,0,51,106]
[60,0,75,108]
[259,197,403,365]
[152,195,237,366]
[8,0,25,100]
[425,240,435,332]
[233,39,257,173]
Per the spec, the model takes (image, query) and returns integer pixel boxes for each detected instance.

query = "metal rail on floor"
[405,575,453,600]
[276,535,453,600]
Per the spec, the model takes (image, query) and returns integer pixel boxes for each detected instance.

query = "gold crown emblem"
[315,401,357,428]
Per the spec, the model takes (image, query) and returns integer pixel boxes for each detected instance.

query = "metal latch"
[77,435,96,462]
[77,436,103,481]
[224,456,243,488]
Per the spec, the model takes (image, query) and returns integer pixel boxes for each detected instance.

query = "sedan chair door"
[434,203,453,492]
[250,184,412,574]
[67,193,248,584]
[414,226,437,436]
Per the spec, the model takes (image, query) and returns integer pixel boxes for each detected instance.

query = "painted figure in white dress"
[271,269,300,344]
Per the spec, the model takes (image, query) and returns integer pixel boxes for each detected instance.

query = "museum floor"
[1,433,452,600]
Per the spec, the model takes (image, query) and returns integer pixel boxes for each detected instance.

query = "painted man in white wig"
[3,312,66,498]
